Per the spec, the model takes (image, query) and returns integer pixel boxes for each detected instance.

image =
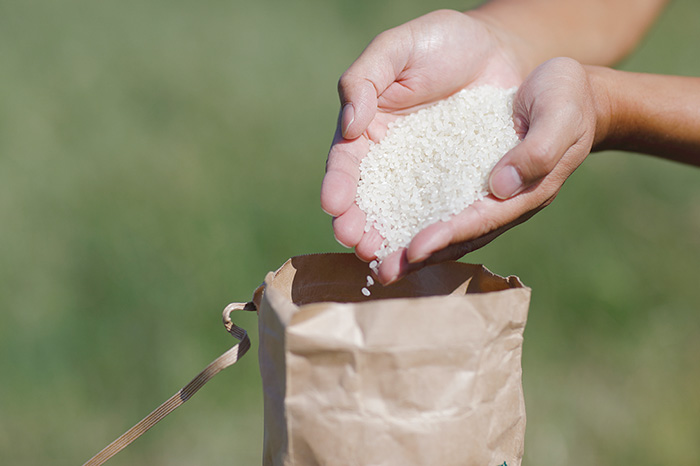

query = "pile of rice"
[356,85,519,263]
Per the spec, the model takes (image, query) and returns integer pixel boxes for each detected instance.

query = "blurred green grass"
[1,0,699,464]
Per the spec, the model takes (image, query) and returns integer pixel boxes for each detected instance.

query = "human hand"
[321,9,526,281]
[393,57,607,282]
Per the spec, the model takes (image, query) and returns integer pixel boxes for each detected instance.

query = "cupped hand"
[321,9,525,281]
[393,57,605,282]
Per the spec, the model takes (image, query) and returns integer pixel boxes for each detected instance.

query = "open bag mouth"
[261,253,526,307]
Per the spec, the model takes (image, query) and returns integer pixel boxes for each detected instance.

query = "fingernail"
[341,103,355,138]
[383,272,399,286]
[407,252,429,264]
[490,165,523,199]
[334,234,351,248]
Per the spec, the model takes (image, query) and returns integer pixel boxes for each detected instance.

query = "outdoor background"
[1,0,699,464]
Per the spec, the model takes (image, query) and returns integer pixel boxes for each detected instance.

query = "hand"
[399,57,604,281]
[321,9,525,282]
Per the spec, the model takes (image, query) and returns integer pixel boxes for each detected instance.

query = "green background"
[1,0,699,464]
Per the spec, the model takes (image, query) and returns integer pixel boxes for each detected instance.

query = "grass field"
[1,0,699,464]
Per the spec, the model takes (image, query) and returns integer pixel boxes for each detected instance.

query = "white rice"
[356,85,519,263]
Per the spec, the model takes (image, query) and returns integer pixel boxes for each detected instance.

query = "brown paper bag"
[255,253,531,466]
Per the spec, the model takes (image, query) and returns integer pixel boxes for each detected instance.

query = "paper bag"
[255,253,530,466]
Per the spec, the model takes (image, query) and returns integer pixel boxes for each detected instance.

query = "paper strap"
[82,302,256,466]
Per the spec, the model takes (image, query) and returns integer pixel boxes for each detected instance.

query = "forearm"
[469,0,668,76]
[588,66,700,166]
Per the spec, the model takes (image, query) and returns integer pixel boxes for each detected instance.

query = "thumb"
[489,57,594,199]
[337,30,410,140]
[338,73,378,140]
[489,107,579,200]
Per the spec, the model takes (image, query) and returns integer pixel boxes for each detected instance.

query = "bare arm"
[590,66,700,166]
[471,0,669,76]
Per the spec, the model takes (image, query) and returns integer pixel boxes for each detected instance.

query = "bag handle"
[82,302,257,466]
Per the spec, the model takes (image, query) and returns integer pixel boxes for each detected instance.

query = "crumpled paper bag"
[253,253,530,466]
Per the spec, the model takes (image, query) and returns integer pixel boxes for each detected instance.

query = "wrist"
[584,65,618,152]
[463,9,538,80]
[582,69,700,165]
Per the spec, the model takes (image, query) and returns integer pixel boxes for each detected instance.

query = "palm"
[376,12,521,113]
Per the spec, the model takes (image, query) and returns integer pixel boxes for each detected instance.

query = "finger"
[355,226,383,262]
[375,249,423,285]
[380,215,527,285]
[378,227,512,286]
[378,236,492,286]
[423,241,477,265]
[489,110,576,200]
[321,130,369,217]
[419,218,532,264]
[406,194,549,263]
[489,59,590,200]
[331,203,366,249]
[405,219,455,264]
[338,30,410,139]
[405,204,486,264]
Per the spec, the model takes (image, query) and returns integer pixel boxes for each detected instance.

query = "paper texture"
[257,253,530,466]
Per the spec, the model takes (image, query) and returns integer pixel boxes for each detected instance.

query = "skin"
[321,0,699,285]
